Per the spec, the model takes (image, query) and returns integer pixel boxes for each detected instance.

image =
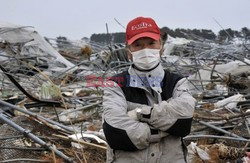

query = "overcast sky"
[0,0,249,40]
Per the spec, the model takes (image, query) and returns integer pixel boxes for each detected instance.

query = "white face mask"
[131,48,160,70]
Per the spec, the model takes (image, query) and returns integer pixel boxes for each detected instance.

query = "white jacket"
[103,64,196,163]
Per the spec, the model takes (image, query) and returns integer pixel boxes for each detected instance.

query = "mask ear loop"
[127,48,132,54]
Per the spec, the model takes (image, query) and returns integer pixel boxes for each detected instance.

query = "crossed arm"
[102,78,196,151]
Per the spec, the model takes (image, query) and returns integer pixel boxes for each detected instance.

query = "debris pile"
[1,22,250,162]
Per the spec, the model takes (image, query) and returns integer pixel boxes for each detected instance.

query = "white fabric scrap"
[69,133,107,145]
[212,94,246,112]
[187,142,210,161]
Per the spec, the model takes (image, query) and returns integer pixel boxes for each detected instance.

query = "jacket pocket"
[113,149,145,163]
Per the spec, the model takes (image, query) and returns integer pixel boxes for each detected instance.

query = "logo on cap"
[131,22,152,31]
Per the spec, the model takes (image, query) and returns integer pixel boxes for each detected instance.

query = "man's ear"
[128,52,132,60]
[128,52,133,61]
[126,47,133,61]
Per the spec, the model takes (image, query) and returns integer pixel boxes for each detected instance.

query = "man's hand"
[128,106,152,121]
[149,130,169,143]
[127,109,138,120]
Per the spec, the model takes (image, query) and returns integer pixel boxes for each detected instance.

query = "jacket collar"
[128,63,165,94]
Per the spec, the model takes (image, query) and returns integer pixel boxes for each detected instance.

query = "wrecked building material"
[0,114,74,162]
[0,22,75,71]
[1,22,250,162]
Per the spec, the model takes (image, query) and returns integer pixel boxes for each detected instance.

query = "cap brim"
[127,32,160,45]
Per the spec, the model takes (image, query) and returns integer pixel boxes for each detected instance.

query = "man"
[102,16,196,163]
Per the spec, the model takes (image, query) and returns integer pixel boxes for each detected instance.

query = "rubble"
[1,22,250,162]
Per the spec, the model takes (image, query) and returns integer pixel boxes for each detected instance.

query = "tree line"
[89,27,250,44]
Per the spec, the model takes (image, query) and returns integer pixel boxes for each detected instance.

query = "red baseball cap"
[126,17,160,45]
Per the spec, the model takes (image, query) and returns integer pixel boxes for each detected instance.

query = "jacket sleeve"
[140,78,196,137]
[102,83,165,151]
